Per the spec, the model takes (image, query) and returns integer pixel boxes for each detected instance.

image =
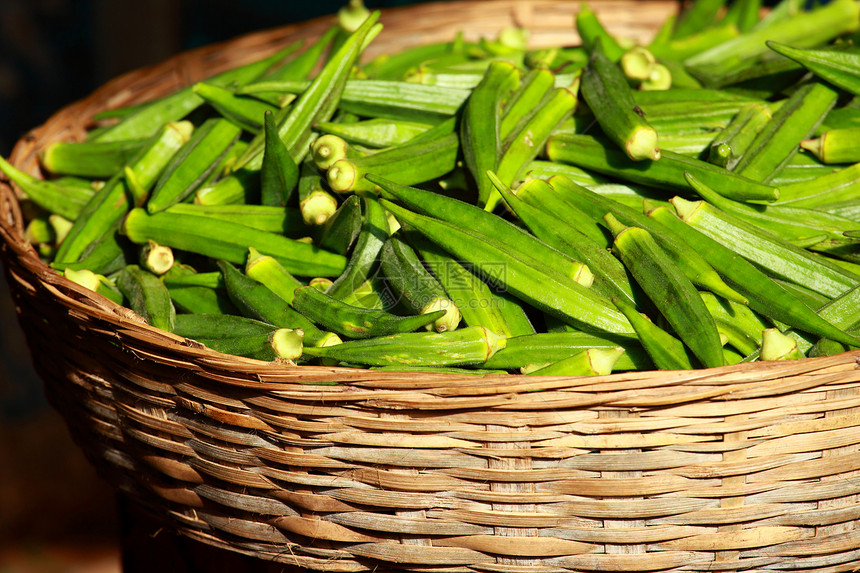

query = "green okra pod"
[93,44,296,143]
[767,40,860,98]
[776,161,860,207]
[700,291,766,356]
[192,82,277,133]
[490,86,578,210]
[260,110,299,207]
[683,171,860,248]
[460,60,521,210]
[525,347,626,376]
[611,297,697,370]
[651,24,740,63]
[581,38,660,162]
[370,174,597,285]
[671,196,860,299]
[195,328,304,362]
[707,103,772,169]
[63,268,123,306]
[162,264,237,315]
[380,234,462,333]
[315,194,362,256]
[234,13,382,172]
[39,138,147,179]
[245,79,470,124]
[411,237,535,338]
[165,203,307,236]
[576,2,626,62]
[672,0,728,39]
[380,199,635,337]
[547,174,748,305]
[605,214,724,368]
[217,260,329,345]
[53,121,193,265]
[723,0,762,32]
[326,131,459,194]
[760,328,805,361]
[490,174,636,306]
[292,285,445,339]
[265,29,337,82]
[484,331,648,371]
[685,0,860,78]
[173,313,278,340]
[499,67,555,142]
[546,133,780,203]
[116,264,176,332]
[646,204,860,348]
[147,118,242,213]
[513,176,610,248]
[325,194,389,300]
[122,208,347,277]
[733,82,838,183]
[801,125,860,165]
[0,155,95,221]
[315,118,434,148]
[301,325,505,367]
[244,247,304,306]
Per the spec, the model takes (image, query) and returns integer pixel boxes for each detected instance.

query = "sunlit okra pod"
[525,347,626,376]
[767,40,860,98]
[605,214,724,368]
[546,134,779,203]
[707,103,772,169]
[685,0,860,77]
[192,82,277,133]
[123,208,347,277]
[547,175,748,306]
[801,125,860,165]
[93,44,296,143]
[491,174,634,305]
[39,138,147,179]
[234,12,382,171]
[379,234,462,333]
[411,237,535,338]
[325,194,389,300]
[301,325,506,368]
[380,199,634,337]
[292,285,445,339]
[576,2,626,62]
[315,118,434,148]
[460,60,520,210]
[63,268,123,306]
[760,328,805,361]
[147,118,242,213]
[647,204,860,348]
[733,82,837,183]
[53,122,192,265]
[297,159,338,226]
[581,39,660,162]
[260,110,298,207]
[611,297,696,370]
[671,196,859,299]
[0,155,95,221]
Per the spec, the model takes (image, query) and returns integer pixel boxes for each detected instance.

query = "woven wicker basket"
[3,1,860,571]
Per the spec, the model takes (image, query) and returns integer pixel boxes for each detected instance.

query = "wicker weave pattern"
[3,2,860,571]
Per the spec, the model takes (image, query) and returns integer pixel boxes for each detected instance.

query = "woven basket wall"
[2,1,860,571]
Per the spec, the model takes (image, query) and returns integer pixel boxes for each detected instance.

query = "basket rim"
[1,0,858,392]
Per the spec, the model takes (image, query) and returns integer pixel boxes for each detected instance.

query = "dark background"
[0,1,425,570]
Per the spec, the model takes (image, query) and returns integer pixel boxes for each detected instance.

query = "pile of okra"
[5,0,860,376]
